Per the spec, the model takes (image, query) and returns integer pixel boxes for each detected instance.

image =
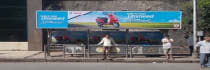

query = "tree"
[197,0,210,32]
[180,1,193,32]
[181,0,210,33]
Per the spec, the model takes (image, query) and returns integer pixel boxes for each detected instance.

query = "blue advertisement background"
[36,11,68,29]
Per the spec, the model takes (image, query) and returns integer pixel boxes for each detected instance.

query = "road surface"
[0,63,208,70]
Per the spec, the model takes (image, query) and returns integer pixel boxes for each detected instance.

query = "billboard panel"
[68,11,181,29]
[36,11,68,29]
[128,32,163,45]
[89,31,126,44]
[36,11,181,29]
[52,31,87,44]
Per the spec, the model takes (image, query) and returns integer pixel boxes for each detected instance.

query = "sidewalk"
[0,51,200,63]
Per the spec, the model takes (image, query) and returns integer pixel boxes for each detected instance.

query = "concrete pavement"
[0,51,42,59]
[0,51,200,63]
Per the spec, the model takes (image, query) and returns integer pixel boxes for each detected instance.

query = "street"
[0,63,208,70]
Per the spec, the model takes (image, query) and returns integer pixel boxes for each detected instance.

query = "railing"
[44,44,190,60]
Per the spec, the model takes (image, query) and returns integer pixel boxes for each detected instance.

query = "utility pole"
[192,0,197,58]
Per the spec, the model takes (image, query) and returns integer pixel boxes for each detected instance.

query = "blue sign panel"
[36,11,68,29]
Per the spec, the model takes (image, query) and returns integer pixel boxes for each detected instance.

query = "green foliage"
[197,0,210,31]
[181,1,193,24]
[181,0,210,31]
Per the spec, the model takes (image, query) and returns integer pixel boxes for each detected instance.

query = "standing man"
[187,35,194,56]
[162,35,174,61]
[195,34,210,68]
[97,34,117,60]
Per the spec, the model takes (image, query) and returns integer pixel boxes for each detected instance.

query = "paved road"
[0,63,208,70]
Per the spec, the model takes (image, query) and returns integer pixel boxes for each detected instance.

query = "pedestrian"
[162,34,174,61]
[97,34,117,60]
[195,34,210,68]
[187,35,194,56]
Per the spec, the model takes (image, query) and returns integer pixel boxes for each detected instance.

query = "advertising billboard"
[128,32,163,45]
[89,31,126,44]
[36,11,181,29]
[52,31,87,44]
[36,11,68,29]
[68,11,181,29]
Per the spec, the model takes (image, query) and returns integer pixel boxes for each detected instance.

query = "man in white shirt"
[195,34,210,68]
[162,35,174,61]
[97,34,117,60]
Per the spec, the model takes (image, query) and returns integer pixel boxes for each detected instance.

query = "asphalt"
[0,63,208,70]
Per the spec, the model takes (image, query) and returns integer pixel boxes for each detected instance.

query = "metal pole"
[44,44,47,62]
[126,29,129,58]
[87,29,90,58]
[192,0,197,58]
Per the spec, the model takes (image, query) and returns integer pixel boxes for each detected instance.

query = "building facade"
[0,0,191,51]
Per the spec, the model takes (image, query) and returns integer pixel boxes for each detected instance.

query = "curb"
[0,58,200,63]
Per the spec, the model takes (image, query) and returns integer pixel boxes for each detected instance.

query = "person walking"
[195,34,210,68]
[97,34,117,60]
[162,35,174,61]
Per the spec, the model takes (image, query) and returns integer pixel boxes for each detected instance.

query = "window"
[0,0,27,42]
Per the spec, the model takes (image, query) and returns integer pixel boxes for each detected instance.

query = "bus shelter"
[36,11,182,60]
[45,28,165,59]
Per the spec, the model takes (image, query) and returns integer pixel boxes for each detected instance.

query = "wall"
[42,0,191,47]
[27,0,43,51]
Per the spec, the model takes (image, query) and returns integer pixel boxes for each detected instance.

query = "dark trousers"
[189,46,193,56]
[103,47,111,59]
